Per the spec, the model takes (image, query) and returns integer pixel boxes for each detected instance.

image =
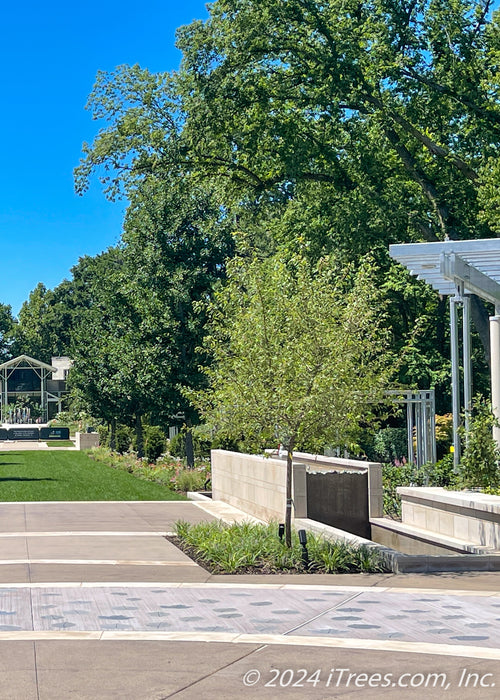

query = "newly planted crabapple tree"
[190,251,393,546]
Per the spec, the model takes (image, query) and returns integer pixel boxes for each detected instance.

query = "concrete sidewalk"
[0,500,498,698]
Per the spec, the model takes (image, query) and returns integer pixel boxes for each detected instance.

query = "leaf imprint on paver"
[110,592,128,596]
[41,615,64,620]
[0,625,22,631]
[442,605,461,609]
[272,610,300,615]
[402,609,427,613]
[214,608,238,612]
[62,610,92,615]
[127,598,142,601]
[304,598,324,602]
[218,613,243,618]
[229,593,252,597]
[467,623,491,628]
[151,590,167,593]
[443,615,462,619]
[387,615,407,620]
[452,635,490,641]
[160,604,191,609]
[112,606,138,611]
[40,605,58,609]
[250,602,273,606]
[72,600,93,605]
[348,624,381,629]
[197,599,219,604]
[98,615,133,620]
[424,621,447,626]
[146,622,171,629]
[338,608,364,612]
[0,611,16,616]
[316,629,345,635]
[428,628,453,634]
[51,622,77,629]
[181,616,204,622]
[333,616,362,621]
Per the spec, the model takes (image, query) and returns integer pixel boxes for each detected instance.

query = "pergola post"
[390,239,500,465]
[463,295,472,439]
[450,295,461,468]
[490,308,500,449]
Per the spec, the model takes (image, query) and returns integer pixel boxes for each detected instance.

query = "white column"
[450,296,461,468]
[490,312,500,449]
[463,295,472,439]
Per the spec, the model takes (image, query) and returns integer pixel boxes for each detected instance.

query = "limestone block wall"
[211,450,307,523]
[398,486,500,550]
[76,432,99,450]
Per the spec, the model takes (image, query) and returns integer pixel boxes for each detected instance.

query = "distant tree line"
[2,1,499,461]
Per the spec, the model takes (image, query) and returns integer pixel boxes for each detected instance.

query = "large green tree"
[74,1,500,402]
[0,303,16,363]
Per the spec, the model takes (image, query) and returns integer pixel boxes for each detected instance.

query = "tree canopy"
[191,250,394,542]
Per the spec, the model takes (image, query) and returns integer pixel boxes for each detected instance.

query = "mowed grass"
[0,451,186,501]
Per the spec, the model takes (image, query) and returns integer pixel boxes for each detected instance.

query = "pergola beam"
[441,253,500,306]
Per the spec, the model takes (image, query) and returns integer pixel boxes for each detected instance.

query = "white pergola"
[0,355,58,424]
[389,238,500,467]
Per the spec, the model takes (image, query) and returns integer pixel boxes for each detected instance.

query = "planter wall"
[397,486,500,550]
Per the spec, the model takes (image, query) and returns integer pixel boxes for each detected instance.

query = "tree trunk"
[185,425,195,469]
[110,418,116,451]
[471,295,491,367]
[285,439,294,548]
[136,412,144,458]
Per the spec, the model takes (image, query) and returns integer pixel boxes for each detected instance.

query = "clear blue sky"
[0,0,209,317]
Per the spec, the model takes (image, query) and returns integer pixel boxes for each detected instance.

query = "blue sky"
[0,0,209,317]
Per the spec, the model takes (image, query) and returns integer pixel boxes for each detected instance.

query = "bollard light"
[278,523,285,542]
[298,529,309,570]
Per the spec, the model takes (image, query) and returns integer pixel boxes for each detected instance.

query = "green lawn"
[0,451,186,501]
[45,441,75,447]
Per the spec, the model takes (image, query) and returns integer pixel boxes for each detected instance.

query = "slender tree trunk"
[471,295,491,367]
[136,412,144,458]
[185,419,195,469]
[285,438,295,548]
[110,418,116,451]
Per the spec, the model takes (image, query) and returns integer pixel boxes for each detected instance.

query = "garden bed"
[170,520,389,575]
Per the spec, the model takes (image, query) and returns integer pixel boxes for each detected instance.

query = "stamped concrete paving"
[0,500,499,698]
[0,583,498,651]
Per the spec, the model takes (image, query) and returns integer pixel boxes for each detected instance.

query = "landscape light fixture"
[298,529,309,570]
[278,523,285,542]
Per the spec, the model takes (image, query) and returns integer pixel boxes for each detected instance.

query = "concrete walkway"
[0,500,498,698]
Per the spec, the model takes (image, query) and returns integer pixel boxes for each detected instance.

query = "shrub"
[373,427,407,462]
[168,431,185,458]
[98,424,109,447]
[383,456,459,518]
[144,425,166,463]
[459,398,500,489]
[173,466,209,493]
[115,426,132,454]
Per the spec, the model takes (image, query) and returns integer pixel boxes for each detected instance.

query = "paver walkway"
[0,500,498,698]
